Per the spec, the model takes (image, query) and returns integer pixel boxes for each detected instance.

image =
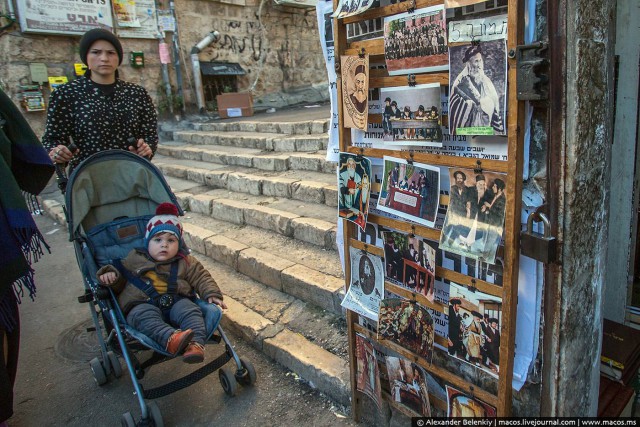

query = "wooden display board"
[334,0,524,418]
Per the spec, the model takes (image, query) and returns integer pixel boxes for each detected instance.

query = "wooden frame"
[334,0,524,418]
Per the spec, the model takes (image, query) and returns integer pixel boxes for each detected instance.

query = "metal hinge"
[515,41,549,101]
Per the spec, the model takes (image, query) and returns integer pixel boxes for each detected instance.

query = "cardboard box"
[216,93,253,119]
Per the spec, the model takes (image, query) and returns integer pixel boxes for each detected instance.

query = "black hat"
[418,105,425,111]
[450,298,461,305]
[489,318,499,324]
[475,174,486,182]
[355,64,366,75]
[453,171,466,181]
[391,101,397,107]
[385,97,391,102]
[463,44,483,63]
[471,310,482,318]
[79,28,123,66]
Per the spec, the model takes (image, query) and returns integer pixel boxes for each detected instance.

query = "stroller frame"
[59,151,255,426]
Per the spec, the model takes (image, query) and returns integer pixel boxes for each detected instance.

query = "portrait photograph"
[378,298,435,362]
[338,152,372,231]
[380,84,443,145]
[341,247,385,321]
[444,0,488,8]
[386,356,431,416]
[356,333,383,409]
[384,5,448,75]
[341,55,370,130]
[446,385,497,417]
[382,230,436,302]
[376,156,441,228]
[439,167,507,264]
[448,40,507,136]
[446,282,502,377]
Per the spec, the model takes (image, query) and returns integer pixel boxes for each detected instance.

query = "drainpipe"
[191,31,220,113]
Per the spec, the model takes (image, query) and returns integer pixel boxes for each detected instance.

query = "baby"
[97,203,226,363]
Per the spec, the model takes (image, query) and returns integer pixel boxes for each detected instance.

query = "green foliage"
[156,84,183,116]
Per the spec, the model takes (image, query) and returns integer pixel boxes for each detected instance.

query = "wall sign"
[16,0,113,35]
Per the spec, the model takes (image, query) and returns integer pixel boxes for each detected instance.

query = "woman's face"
[87,39,119,82]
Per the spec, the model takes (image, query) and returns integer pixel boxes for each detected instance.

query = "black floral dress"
[42,76,158,171]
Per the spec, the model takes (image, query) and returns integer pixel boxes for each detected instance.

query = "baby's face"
[148,232,179,261]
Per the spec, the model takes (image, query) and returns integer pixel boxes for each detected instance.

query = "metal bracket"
[515,41,549,101]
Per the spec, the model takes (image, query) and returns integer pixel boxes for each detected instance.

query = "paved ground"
[9,213,355,427]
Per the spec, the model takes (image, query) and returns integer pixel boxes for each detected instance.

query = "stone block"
[289,155,321,171]
[182,223,216,254]
[255,122,279,133]
[227,173,262,196]
[263,329,350,406]
[189,194,214,215]
[181,147,203,161]
[310,120,327,134]
[277,122,294,134]
[325,228,338,251]
[239,122,259,132]
[204,235,248,269]
[291,217,334,248]
[225,153,254,168]
[291,181,326,204]
[204,171,229,189]
[295,137,323,152]
[186,168,206,184]
[323,187,338,207]
[237,247,296,291]
[210,199,246,224]
[282,265,344,314]
[320,160,337,174]
[253,155,289,171]
[160,164,189,179]
[173,131,193,142]
[172,192,191,211]
[293,122,311,135]
[262,177,297,198]
[271,138,297,152]
[244,205,299,237]
[220,297,278,348]
[201,150,225,164]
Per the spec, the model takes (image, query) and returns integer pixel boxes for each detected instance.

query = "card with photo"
[378,298,434,362]
[376,156,441,228]
[446,385,497,417]
[439,167,506,264]
[448,40,507,136]
[446,282,502,377]
[444,0,487,8]
[341,247,385,321]
[338,152,372,230]
[386,356,431,416]
[341,55,370,130]
[356,333,383,409]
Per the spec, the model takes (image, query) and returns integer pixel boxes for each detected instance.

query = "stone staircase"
[40,109,353,407]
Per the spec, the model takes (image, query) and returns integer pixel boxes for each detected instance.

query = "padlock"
[520,212,557,263]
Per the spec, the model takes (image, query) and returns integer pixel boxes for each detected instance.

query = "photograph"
[448,40,507,136]
[384,5,448,75]
[439,167,506,264]
[382,230,436,302]
[386,356,431,416]
[447,282,502,377]
[341,54,370,130]
[378,298,435,362]
[446,385,497,417]
[380,84,443,144]
[356,333,383,409]
[376,156,441,228]
[338,152,372,231]
[341,247,385,321]
[444,0,487,8]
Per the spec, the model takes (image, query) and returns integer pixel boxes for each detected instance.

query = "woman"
[0,89,54,426]
[42,29,157,170]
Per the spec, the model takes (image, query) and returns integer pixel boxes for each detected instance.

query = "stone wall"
[0,0,327,135]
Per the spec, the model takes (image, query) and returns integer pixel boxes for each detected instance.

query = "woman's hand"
[207,296,228,309]
[128,138,153,159]
[49,144,79,164]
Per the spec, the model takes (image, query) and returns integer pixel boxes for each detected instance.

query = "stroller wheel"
[147,401,164,427]
[90,357,108,386]
[107,351,123,378]
[235,358,257,386]
[219,366,238,396]
[121,412,135,427]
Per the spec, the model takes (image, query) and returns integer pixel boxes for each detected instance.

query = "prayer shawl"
[0,89,54,331]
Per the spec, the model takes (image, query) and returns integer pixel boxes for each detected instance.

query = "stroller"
[58,150,256,426]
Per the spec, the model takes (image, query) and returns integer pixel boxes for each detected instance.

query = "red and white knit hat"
[145,203,183,246]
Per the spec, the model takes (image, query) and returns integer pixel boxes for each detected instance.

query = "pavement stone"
[182,223,216,254]
[204,235,248,270]
[282,264,344,314]
[237,247,296,291]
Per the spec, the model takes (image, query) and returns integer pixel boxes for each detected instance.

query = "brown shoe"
[166,329,194,355]
[183,342,205,364]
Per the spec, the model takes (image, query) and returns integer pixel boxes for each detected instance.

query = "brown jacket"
[97,249,223,314]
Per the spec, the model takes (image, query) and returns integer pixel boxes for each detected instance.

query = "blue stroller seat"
[59,151,256,426]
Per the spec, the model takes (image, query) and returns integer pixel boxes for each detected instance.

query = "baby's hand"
[207,297,228,309]
[99,272,117,285]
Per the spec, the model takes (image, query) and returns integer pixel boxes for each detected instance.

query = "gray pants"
[127,298,206,347]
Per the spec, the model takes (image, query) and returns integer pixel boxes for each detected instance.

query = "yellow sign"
[74,63,88,76]
[48,76,68,91]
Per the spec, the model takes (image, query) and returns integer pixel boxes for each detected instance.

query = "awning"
[199,62,246,76]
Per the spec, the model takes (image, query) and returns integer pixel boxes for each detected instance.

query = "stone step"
[192,119,330,135]
[157,142,335,173]
[154,157,338,209]
[171,130,329,152]
[38,199,350,406]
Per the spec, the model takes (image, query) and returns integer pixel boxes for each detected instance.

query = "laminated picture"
[380,84,443,145]
[376,156,440,228]
[341,247,384,321]
[338,152,372,231]
[334,0,377,19]
[386,356,431,416]
[448,40,507,136]
[378,298,434,362]
[439,167,506,264]
[382,230,436,302]
[356,333,383,409]
[384,5,448,75]
[444,0,488,9]
[446,385,497,417]
[447,282,502,377]
[341,55,369,130]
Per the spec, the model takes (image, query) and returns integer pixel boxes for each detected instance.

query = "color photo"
[387,356,431,416]
[338,152,372,231]
[378,298,434,362]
